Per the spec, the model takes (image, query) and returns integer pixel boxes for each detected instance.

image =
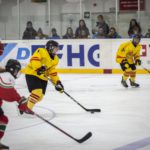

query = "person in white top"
[0,59,33,150]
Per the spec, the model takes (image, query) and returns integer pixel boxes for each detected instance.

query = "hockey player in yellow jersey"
[18,40,64,114]
[116,34,142,88]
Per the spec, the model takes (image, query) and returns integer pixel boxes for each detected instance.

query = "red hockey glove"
[55,81,64,93]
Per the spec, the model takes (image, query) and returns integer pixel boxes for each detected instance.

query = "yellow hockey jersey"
[116,41,141,64]
[21,47,60,84]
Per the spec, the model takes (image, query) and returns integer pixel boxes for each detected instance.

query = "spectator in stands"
[91,28,97,36]
[63,27,74,39]
[35,28,48,39]
[75,19,90,38]
[96,15,109,35]
[77,29,89,39]
[92,27,107,39]
[48,28,60,39]
[144,26,150,38]
[128,19,142,37]
[22,21,37,39]
[129,26,143,38]
[0,42,5,72]
[107,27,122,38]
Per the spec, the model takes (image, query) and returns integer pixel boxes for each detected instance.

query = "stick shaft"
[34,113,92,143]
[46,76,100,112]
[142,66,150,73]
[64,91,101,112]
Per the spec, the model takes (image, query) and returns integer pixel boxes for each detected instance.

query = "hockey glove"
[120,59,129,71]
[55,81,64,93]
[135,59,141,66]
[18,97,34,115]
[36,66,46,75]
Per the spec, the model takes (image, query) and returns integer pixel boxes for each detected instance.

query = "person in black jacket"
[75,19,90,38]
[128,19,142,37]
[96,15,109,35]
[22,21,37,39]
[63,27,74,39]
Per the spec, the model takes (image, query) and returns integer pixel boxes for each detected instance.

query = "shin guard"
[27,89,43,109]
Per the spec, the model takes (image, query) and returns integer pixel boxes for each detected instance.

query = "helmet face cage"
[46,40,59,55]
[133,34,141,45]
[5,59,21,78]
[133,34,141,40]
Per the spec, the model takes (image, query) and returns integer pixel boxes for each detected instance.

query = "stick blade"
[76,132,92,143]
[86,109,101,112]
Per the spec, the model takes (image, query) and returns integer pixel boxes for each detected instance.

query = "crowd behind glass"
[21,14,150,40]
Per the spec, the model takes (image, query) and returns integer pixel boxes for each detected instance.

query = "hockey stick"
[141,65,150,74]
[45,76,101,113]
[34,112,92,143]
[63,91,101,113]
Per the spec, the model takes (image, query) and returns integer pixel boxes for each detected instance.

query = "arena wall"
[0,39,149,74]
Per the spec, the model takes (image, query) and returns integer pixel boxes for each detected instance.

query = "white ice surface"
[2,74,150,150]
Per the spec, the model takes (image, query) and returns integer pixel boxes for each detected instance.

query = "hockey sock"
[0,115,8,139]
[123,71,130,81]
[129,70,136,82]
[27,89,43,109]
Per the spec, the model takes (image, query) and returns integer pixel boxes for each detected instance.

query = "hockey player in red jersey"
[0,59,33,150]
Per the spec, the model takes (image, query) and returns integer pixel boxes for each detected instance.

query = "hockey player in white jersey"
[0,59,33,150]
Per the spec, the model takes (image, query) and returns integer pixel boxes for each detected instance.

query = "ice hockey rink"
[2,73,150,150]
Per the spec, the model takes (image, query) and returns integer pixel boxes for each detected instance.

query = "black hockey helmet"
[5,59,21,78]
[46,40,59,55]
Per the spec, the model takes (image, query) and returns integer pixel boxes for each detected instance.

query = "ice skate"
[129,79,140,87]
[121,77,128,88]
[0,143,9,150]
